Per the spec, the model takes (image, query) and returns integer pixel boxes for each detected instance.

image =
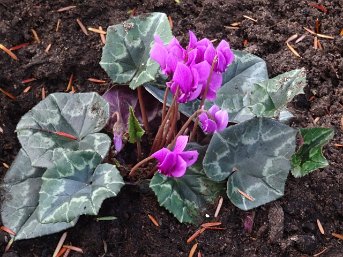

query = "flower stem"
[190,56,218,141]
[162,87,169,121]
[129,155,154,177]
[137,87,149,132]
[150,86,179,154]
[168,109,202,149]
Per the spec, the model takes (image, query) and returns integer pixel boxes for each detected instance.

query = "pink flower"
[152,136,198,177]
[199,105,229,134]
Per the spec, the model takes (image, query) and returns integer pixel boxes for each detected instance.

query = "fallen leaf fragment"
[57,6,77,12]
[0,87,16,100]
[56,247,67,257]
[45,43,52,53]
[66,74,73,91]
[88,27,107,34]
[4,238,14,253]
[9,42,29,51]
[201,222,222,228]
[332,233,343,240]
[56,19,61,32]
[31,29,41,43]
[99,26,106,44]
[237,189,255,201]
[41,86,46,99]
[76,18,89,35]
[62,245,84,253]
[340,29,343,36]
[187,228,206,243]
[53,232,68,257]
[295,34,306,43]
[168,16,173,29]
[22,78,36,84]
[23,86,31,93]
[62,249,71,257]
[189,243,198,257]
[214,196,223,218]
[316,219,325,234]
[308,3,328,13]
[243,15,257,22]
[148,214,160,227]
[88,78,106,84]
[0,44,18,60]
[54,131,78,140]
[286,42,301,58]
[286,34,298,43]
[313,247,328,257]
[0,225,16,235]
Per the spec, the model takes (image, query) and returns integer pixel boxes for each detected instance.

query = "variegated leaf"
[249,68,306,117]
[16,93,110,168]
[100,12,173,89]
[38,151,124,223]
[212,50,268,123]
[1,149,77,240]
[204,117,297,210]
[150,144,225,224]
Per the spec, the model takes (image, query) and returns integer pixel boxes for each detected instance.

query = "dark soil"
[0,0,342,256]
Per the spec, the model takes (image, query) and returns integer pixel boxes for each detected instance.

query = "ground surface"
[0,0,342,256]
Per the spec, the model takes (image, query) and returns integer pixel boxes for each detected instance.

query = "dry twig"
[0,44,18,60]
[57,6,76,12]
[76,19,89,35]
[148,214,160,227]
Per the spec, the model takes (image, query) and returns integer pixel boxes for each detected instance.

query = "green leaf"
[291,128,334,177]
[100,12,173,89]
[16,93,110,168]
[38,151,124,223]
[212,50,269,123]
[150,144,225,224]
[1,149,77,240]
[203,118,297,210]
[249,68,306,117]
[128,106,145,143]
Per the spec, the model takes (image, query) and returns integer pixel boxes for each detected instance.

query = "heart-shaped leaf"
[102,86,159,132]
[38,151,124,223]
[291,128,334,177]
[1,149,77,240]
[212,50,269,123]
[204,118,297,210]
[16,93,110,168]
[249,68,306,117]
[150,144,225,224]
[100,12,173,89]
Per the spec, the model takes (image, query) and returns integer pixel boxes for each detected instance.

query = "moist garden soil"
[0,0,342,256]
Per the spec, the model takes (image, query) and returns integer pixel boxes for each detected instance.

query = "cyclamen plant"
[1,12,333,241]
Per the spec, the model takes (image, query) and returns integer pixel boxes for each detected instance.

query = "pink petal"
[216,51,227,72]
[204,45,216,65]
[152,148,171,163]
[188,30,198,49]
[170,155,187,177]
[208,105,220,116]
[203,119,217,133]
[173,63,192,94]
[158,152,176,176]
[113,136,123,152]
[173,135,188,153]
[194,61,211,84]
[150,43,167,69]
[179,150,199,167]
[215,110,229,131]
